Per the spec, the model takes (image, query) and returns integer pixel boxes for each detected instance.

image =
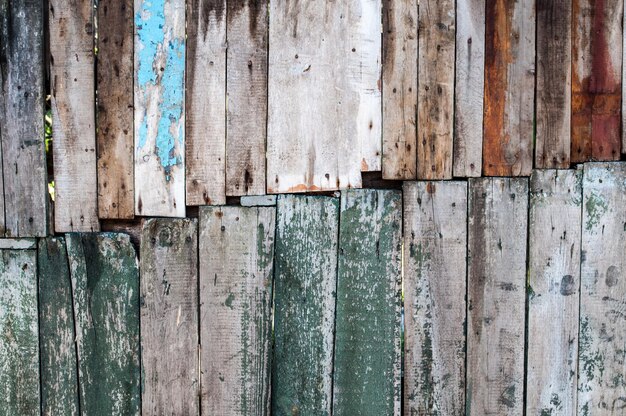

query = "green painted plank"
[272,195,339,416]
[332,189,402,415]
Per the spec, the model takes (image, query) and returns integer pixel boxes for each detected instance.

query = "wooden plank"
[272,195,339,414]
[225,1,267,196]
[65,233,140,415]
[140,218,199,414]
[97,0,135,219]
[49,0,99,232]
[240,194,277,207]
[467,177,528,415]
[404,181,467,414]
[333,190,401,415]
[526,169,582,415]
[382,0,417,180]
[267,1,362,193]
[453,0,484,178]
[186,0,226,206]
[0,0,47,236]
[535,0,572,168]
[135,0,186,216]
[199,206,275,415]
[0,239,37,250]
[578,162,626,413]
[38,237,80,416]
[0,249,39,415]
[416,0,454,180]
[482,0,535,176]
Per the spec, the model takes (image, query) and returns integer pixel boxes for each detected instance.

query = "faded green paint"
[584,192,607,230]
[225,292,235,309]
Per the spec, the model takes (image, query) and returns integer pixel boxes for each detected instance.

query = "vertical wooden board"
[199,206,275,415]
[97,0,135,219]
[0,0,47,236]
[416,0,454,180]
[134,0,186,216]
[140,218,199,414]
[186,0,226,206]
[467,177,528,415]
[272,195,339,414]
[526,169,582,415]
[482,0,535,176]
[65,233,140,415]
[267,1,362,193]
[453,0,484,178]
[0,249,39,415]
[382,0,417,180]
[38,237,80,416]
[332,190,401,415]
[404,181,467,415]
[578,162,626,414]
[49,0,99,232]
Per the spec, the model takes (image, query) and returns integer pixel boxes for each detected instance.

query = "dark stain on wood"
[228,0,265,36]
[382,0,395,72]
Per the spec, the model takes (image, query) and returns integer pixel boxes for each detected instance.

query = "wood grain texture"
[49,0,99,232]
[97,0,134,219]
[467,177,528,415]
[482,0,535,176]
[0,238,37,250]
[0,0,47,236]
[186,0,226,206]
[417,0,454,180]
[199,206,275,415]
[535,0,572,168]
[333,190,401,415]
[134,0,186,216]
[382,0,417,179]
[272,195,339,414]
[404,181,467,415]
[140,218,199,414]
[527,169,582,415]
[453,0,484,178]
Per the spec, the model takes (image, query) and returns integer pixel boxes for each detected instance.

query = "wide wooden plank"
[467,177,528,415]
[135,0,186,216]
[578,162,626,413]
[38,237,80,416]
[0,0,47,236]
[333,190,401,415]
[49,0,99,232]
[97,0,134,219]
[526,169,582,415]
[482,0,535,176]
[140,218,199,414]
[0,249,39,415]
[453,0,484,178]
[404,181,467,414]
[382,0,417,180]
[272,195,339,414]
[186,0,226,206]
[267,1,362,193]
[417,0,454,180]
[199,206,275,415]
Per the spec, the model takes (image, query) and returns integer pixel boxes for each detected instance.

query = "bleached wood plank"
[0,238,37,250]
[240,194,277,207]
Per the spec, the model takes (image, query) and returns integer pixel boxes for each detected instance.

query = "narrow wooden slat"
[404,181,467,414]
[467,177,528,415]
[135,0,186,216]
[97,0,134,219]
[186,0,226,206]
[417,0,454,180]
[578,162,626,413]
[0,238,37,250]
[140,218,199,414]
[453,0,484,178]
[199,206,275,415]
[0,249,39,415]
[272,195,339,414]
[240,194,277,207]
[382,0,417,180]
[49,0,99,232]
[333,190,401,415]
[0,0,47,236]
[482,0,535,176]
